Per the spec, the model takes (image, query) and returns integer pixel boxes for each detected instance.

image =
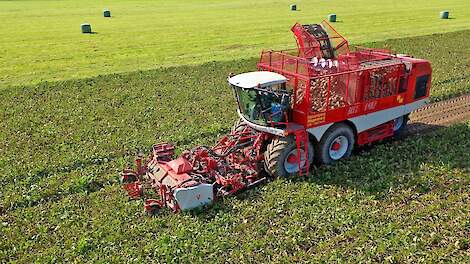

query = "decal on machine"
[347,105,360,116]
[396,95,404,104]
[307,113,326,126]
[365,100,378,111]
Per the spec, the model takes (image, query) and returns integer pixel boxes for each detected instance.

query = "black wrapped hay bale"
[328,14,337,22]
[290,4,296,11]
[104,9,111,17]
[81,23,92,33]
[440,10,449,19]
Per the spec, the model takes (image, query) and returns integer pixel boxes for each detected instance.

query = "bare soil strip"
[405,94,470,135]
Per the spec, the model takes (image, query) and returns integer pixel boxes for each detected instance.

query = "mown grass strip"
[1,0,470,87]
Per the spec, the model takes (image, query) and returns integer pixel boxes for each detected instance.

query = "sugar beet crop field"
[1,0,470,263]
[1,30,470,263]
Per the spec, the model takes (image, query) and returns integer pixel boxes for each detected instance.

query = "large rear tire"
[231,118,254,145]
[264,136,314,178]
[231,118,247,134]
[316,123,355,165]
[393,115,409,136]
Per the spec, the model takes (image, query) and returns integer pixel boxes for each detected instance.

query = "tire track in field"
[404,94,470,135]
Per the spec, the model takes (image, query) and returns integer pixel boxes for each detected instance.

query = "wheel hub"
[331,142,341,151]
[393,116,404,131]
[284,149,306,173]
[287,153,298,163]
[328,136,349,160]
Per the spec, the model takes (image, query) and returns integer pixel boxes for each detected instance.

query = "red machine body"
[255,21,432,145]
[122,21,432,214]
[122,129,271,213]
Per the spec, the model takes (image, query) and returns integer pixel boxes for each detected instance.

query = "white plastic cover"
[228,71,287,89]
[174,184,214,211]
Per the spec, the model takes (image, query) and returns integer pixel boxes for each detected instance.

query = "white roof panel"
[228,71,287,89]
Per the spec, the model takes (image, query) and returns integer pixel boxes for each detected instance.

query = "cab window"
[414,75,429,99]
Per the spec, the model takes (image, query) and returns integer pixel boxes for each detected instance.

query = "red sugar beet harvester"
[122,21,432,214]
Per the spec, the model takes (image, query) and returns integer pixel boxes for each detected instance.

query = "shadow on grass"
[311,123,467,195]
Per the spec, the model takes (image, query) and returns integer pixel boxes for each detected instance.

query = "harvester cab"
[121,21,432,214]
[228,71,291,129]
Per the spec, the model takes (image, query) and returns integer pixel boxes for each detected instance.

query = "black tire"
[231,118,247,134]
[264,136,314,178]
[231,118,255,145]
[121,169,137,183]
[316,123,355,165]
[393,115,409,136]
[146,204,163,216]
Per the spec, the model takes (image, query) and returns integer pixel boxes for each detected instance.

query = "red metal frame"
[121,128,272,214]
[258,40,431,130]
[291,21,350,59]
[357,121,394,145]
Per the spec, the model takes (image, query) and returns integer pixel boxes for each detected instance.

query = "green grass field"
[1,0,470,87]
[1,28,470,262]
